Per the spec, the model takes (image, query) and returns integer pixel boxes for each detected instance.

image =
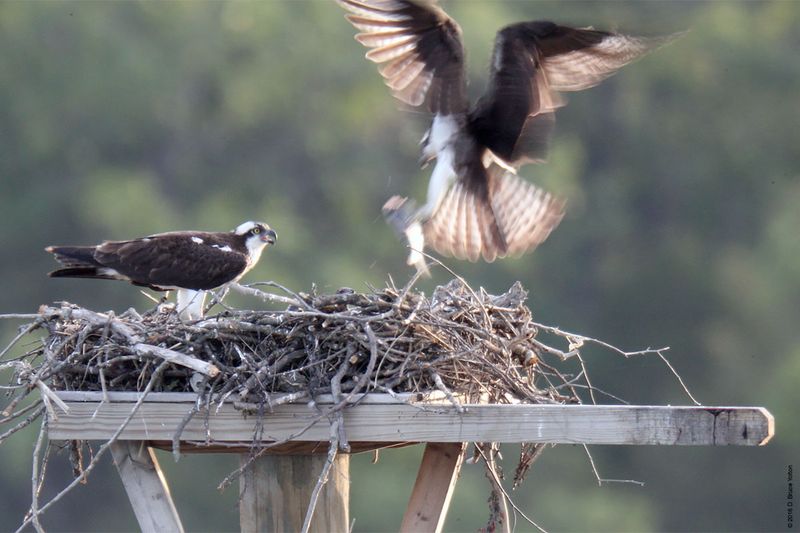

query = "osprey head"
[234,221,277,255]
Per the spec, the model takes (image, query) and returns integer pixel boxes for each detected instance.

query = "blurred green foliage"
[0,1,797,531]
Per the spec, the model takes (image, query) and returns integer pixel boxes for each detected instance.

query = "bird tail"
[45,246,117,280]
[489,171,566,257]
[48,266,119,280]
[45,245,99,266]
[422,170,565,262]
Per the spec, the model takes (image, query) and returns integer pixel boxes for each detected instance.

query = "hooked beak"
[261,229,277,245]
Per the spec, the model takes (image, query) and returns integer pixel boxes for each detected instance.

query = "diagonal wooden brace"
[110,441,184,533]
[401,442,467,533]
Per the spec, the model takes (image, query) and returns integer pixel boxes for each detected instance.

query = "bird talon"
[382,196,419,236]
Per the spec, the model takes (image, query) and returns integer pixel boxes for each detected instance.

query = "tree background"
[0,1,797,531]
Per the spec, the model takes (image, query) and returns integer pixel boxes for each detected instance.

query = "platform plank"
[48,397,773,446]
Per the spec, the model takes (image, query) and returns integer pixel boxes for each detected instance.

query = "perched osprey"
[46,221,276,320]
[336,0,675,273]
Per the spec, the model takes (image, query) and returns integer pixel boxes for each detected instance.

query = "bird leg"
[419,149,456,220]
[382,196,430,277]
[177,289,206,321]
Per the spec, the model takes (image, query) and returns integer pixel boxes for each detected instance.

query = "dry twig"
[0,278,697,531]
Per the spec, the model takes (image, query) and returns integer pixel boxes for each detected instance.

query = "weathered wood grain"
[400,442,466,533]
[239,454,349,533]
[110,441,184,533]
[147,439,415,455]
[49,398,774,446]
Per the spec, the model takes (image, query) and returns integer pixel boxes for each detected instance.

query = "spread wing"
[469,21,676,167]
[423,167,565,262]
[95,234,248,291]
[336,0,468,114]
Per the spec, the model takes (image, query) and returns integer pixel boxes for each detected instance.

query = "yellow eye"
[252,227,261,234]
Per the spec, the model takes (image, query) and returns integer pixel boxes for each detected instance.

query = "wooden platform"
[46,391,774,533]
[49,391,773,449]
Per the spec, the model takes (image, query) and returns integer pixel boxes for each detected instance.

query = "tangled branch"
[0,278,694,531]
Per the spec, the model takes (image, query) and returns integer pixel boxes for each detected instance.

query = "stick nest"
[38,279,575,406]
[1,277,682,532]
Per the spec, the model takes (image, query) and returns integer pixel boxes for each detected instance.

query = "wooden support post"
[239,454,350,533]
[401,442,466,533]
[110,440,184,533]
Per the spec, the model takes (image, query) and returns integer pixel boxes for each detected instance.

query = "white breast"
[424,114,460,158]
[237,238,268,279]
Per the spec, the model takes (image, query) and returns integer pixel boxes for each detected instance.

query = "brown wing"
[535,28,681,92]
[336,0,467,114]
[469,21,676,167]
[423,168,564,262]
[94,233,248,291]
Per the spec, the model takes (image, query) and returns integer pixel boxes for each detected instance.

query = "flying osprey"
[46,221,276,320]
[336,0,675,273]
